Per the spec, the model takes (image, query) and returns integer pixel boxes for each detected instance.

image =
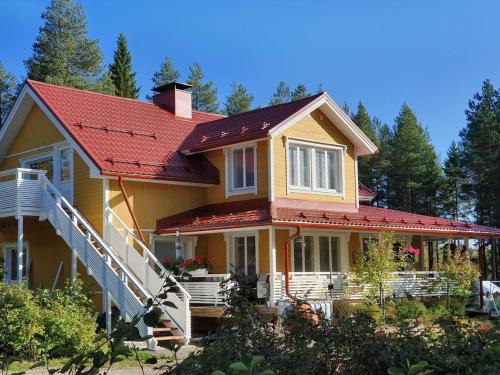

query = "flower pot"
[186,268,208,276]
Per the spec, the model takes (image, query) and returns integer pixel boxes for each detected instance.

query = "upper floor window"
[288,140,344,194]
[227,145,256,195]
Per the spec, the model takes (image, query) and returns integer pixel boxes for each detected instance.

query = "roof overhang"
[0,83,100,176]
[268,93,378,156]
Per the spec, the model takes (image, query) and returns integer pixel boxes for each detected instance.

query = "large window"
[152,237,195,262]
[288,141,343,194]
[293,236,314,272]
[319,236,340,272]
[232,235,257,275]
[227,145,256,195]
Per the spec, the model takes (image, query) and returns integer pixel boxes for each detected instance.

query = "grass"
[7,350,173,373]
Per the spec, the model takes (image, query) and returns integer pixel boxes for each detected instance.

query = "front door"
[21,147,73,203]
[2,244,29,282]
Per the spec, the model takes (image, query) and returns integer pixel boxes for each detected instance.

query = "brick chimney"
[152,82,192,119]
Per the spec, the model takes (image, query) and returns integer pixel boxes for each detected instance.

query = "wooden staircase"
[153,319,184,342]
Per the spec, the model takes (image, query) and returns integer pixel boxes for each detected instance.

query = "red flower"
[406,245,421,257]
[162,256,170,264]
[195,256,202,265]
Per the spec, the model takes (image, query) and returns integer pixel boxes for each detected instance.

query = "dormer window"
[287,139,344,195]
[226,144,257,196]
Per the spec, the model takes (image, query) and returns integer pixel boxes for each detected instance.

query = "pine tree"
[439,141,469,220]
[109,33,140,98]
[224,82,253,116]
[291,84,309,101]
[316,82,325,93]
[372,117,392,207]
[186,62,218,113]
[269,81,291,105]
[24,0,112,94]
[388,103,441,215]
[352,103,377,192]
[0,62,18,126]
[147,56,180,100]
[460,80,500,227]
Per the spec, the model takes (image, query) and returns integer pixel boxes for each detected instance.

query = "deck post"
[490,237,497,281]
[268,227,276,306]
[70,249,77,285]
[103,288,112,335]
[16,216,24,282]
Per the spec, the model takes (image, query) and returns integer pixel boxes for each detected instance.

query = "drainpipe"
[117,176,147,245]
[284,226,301,300]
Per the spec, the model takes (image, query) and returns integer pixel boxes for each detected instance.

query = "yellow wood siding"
[273,109,356,205]
[275,229,290,272]
[74,153,104,235]
[205,140,268,204]
[348,232,360,268]
[108,179,207,236]
[205,234,226,273]
[258,229,269,273]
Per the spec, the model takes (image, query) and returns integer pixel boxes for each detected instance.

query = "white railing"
[105,208,191,342]
[39,176,152,336]
[271,271,449,301]
[0,168,46,217]
[178,274,231,306]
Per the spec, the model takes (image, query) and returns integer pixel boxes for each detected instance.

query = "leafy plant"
[212,354,274,375]
[388,360,434,375]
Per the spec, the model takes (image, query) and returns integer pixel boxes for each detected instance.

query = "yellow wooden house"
[1,80,498,347]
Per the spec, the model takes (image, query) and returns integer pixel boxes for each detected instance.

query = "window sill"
[288,187,344,197]
[227,187,257,197]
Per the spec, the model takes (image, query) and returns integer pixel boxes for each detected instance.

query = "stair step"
[155,335,184,341]
[159,319,171,324]
[153,327,178,333]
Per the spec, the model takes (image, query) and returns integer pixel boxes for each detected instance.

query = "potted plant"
[181,256,212,276]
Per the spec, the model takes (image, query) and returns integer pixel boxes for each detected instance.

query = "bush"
[0,281,43,358]
[35,278,99,356]
[394,299,426,321]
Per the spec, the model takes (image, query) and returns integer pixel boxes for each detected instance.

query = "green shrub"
[394,299,426,320]
[0,281,43,358]
[35,278,99,356]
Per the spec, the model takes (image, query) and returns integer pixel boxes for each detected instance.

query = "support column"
[70,249,77,285]
[103,288,112,335]
[428,241,434,270]
[491,237,497,281]
[16,216,24,282]
[479,240,485,310]
[268,227,276,306]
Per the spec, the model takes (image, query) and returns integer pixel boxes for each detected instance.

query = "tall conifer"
[224,83,253,115]
[109,33,140,98]
[269,81,291,105]
[187,63,218,113]
[0,62,18,126]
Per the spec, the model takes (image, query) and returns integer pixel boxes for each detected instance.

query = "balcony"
[0,168,46,218]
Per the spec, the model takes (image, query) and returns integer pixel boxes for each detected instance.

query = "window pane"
[60,149,71,182]
[293,238,303,272]
[245,147,255,187]
[290,146,298,186]
[232,149,244,189]
[327,151,336,190]
[27,158,54,181]
[235,237,246,274]
[315,150,326,189]
[155,242,177,262]
[304,236,314,272]
[299,147,311,187]
[319,236,330,272]
[331,237,340,272]
[246,236,256,275]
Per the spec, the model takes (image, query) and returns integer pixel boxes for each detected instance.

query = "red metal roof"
[27,80,223,184]
[156,198,500,237]
[358,182,376,200]
[180,93,324,153]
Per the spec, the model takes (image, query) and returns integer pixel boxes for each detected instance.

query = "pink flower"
[406,245,421,257]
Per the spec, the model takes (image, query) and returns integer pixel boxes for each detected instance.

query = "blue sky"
[1,0,499,158]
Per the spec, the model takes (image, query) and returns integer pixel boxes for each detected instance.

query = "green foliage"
[388,360,433,375]
[393,299,426,321]
[224,83,254,115]
[439,141,470,220]
[187,62,219,112]
[24,0,113,94]
[436,248,480,299]
[148,56,180,100]
[34,278,99,357]
[388,103,442,215]
[213,354,274,375]
[460,79,500,228]
[0,281,42,358]
[269,81,291,105]
[290,83,309,101]
[0,61,18,125]
[109,33,140,98]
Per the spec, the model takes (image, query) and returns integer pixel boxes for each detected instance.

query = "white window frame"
[2,242,30,283]
[20,143,73,203]
[318,235,341,273]
[286,138,345,197]
[151,235,197,260]
[228,231,259,275]
[291,231,347,272]
[225,143,258,197]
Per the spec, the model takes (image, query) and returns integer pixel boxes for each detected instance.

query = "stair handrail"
[41,175,153,302]
[105,207,191,299]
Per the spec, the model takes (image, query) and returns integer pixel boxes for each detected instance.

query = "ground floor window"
[230,234,257,276]
[293,234,343,272]
[152,236,195,262]
[2,243,29,282]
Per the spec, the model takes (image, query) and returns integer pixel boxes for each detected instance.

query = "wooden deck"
[190,305,278,322]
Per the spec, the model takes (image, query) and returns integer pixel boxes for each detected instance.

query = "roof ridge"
[195,92,325,126]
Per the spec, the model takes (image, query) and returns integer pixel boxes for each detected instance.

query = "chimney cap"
[152,81,192,93]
